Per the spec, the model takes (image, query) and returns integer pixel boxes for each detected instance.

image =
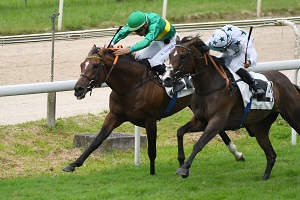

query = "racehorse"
[62,45,244,175]
[167,35,300,180]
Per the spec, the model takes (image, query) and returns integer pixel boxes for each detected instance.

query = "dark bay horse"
[167,36,300,180]
[63,45,244,175]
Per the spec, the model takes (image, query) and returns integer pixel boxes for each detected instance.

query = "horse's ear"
[99,46,106,56]
[88,45,97,56]
[176,36,180,44]
[200,46,210,52]
[184,37,198,47]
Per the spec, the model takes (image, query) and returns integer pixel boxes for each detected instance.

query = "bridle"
[80,54,115,92]
[174,43,230,89]
[173,44,207,80]
[80,46,122,92]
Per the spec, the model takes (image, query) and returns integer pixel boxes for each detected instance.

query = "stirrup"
[173,80,185,94]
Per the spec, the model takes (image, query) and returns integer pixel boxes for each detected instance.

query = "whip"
[108,26,123,47]
[245,26,253,63]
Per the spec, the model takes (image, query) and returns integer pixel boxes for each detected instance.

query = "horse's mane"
[180,35,209,53]
[96,46,151,69]
[103,48,136,61]
[180,35,226,67]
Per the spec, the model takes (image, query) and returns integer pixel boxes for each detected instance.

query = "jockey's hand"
[114,48,130,56]
[244,60,251,68]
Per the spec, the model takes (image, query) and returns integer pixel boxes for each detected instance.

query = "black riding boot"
[152,64,166,75]
[236,68,265,96]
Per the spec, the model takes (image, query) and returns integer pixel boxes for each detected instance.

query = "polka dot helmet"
[210,29,232,51]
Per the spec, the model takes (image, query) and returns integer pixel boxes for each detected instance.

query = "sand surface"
[0,25,299,125]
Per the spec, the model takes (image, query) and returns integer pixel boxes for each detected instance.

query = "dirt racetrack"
[1,25,299,125]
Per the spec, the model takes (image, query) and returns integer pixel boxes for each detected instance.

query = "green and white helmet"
[128,11,146,31]
[210,29,232,51]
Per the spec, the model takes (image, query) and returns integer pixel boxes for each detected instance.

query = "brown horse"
[62,45,244,175]
[167,36,300,180]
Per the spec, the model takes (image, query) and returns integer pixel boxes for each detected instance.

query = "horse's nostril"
[74,85,87,96]
[75,86,84,92]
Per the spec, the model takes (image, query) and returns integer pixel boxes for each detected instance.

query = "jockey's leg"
[236,68,265,96]
[152,64,166,75]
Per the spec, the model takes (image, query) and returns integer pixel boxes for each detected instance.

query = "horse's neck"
[192,58,225,92]
[104,58,149,94]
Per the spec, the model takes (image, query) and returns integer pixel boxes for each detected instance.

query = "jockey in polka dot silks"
[206,25,265,96]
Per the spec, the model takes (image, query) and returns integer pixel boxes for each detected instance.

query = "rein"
[206,53,230,88]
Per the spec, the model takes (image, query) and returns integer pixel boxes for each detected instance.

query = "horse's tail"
[293,84,300,94]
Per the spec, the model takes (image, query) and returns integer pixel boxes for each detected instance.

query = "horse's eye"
[93,63,100,68]
[180,55,186,61]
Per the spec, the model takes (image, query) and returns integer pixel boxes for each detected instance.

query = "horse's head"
[74,45,108,99]
[168,36,209,82]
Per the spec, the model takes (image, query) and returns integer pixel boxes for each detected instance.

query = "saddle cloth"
[230,68,274,110]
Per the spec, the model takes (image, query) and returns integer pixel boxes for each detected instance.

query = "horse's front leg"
[176,119,222,178]
[63,113,124,172]
[177,116,205,167]
[218,131,245,161]
[145,119,158,175]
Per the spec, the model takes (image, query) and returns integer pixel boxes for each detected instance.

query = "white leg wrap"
[227,142,244,161]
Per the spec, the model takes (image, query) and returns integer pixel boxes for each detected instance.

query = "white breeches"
[135,34,178,67]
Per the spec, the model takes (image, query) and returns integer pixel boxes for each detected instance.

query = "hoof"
[62,165,75,172]
[261,174,270,181]
[175,167,189,178]
[236,153,245,161]
[181,174,189,179]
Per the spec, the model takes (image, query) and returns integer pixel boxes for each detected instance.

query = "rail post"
[48,13,60,128]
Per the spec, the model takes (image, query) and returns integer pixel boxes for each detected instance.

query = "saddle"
[230,69,275,110]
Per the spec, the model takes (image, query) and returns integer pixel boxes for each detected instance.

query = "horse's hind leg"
[279,85,300,134]
[63,113,124,172]
[280,108,300,136]
[250,113,279,180]
[219,131,245,161]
